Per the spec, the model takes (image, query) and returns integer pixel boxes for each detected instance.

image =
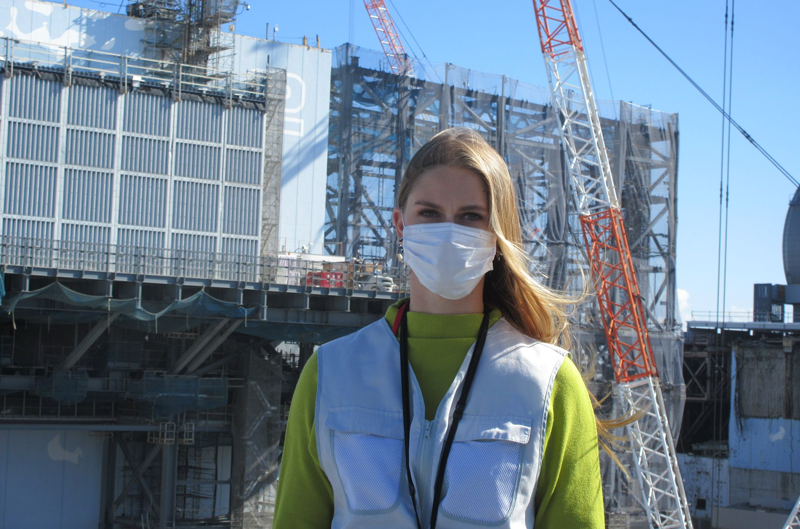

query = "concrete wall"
[678,454,730,521]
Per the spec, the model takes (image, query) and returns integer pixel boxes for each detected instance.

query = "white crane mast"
[530,1,693,527]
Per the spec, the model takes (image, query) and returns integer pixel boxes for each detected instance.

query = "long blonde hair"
[398,127,631,459]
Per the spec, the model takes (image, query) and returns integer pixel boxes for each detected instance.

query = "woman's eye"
[419,209,438,217]
[464,212,484,222]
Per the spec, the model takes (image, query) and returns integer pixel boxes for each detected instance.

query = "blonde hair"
[398,127,572,346]
[398,127,632,461]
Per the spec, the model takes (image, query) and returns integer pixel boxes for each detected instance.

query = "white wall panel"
[223,186,258,236]
[119,174,167,227]
[67,84,116,130]
[122,136,169,175]
[65,129,114,169]
[117,228,166,249]
[62,169,113,223]
[225,148,261,185]
[4,162,57,217]
[174,143,221,180]
[7,122,59,162]
[173,180,218,232]
[123,91,170,137]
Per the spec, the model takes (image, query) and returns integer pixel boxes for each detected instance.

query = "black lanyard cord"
[400,305,491,529]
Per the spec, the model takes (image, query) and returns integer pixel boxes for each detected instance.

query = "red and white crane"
[530,1,693,527]
[363,0,410,75]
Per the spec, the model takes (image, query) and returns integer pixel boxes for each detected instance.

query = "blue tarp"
[1,282,256,325]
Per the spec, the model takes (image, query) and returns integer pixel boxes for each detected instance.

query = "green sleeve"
[533,356,604,528]
[273,352,334,528]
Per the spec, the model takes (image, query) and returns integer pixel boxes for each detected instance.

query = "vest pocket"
[326,408,405,513]
[440,417,532,524]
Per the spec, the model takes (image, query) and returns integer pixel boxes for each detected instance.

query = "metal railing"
[0,236,410,293]
[690,310,794,323]
[1,37,272,102]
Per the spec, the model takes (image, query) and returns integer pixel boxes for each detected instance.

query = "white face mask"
[401,221,497,300]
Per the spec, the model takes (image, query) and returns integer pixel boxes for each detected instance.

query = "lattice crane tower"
[530,1,693,527]
[785,495,800,529]
[363,0,410,75]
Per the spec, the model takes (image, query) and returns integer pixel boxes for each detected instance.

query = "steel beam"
[60,313,120,369]
[167,318,230,374]
[110,443,162,516]
[184,320,243,373]
[159,442,178,529]
[115,433,160,514]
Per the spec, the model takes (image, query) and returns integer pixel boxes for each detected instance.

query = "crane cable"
[607,0,799,188]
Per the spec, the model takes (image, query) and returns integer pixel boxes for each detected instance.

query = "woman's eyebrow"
[413,200,487,212]
[413,200,442,209]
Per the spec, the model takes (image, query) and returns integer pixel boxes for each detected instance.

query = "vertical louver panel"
[9,74,61,122]
[224,148,261,185]
[119,175,168,227]
[65,129,115,169]
[174,143,221,180]
[4,162,57,218]
[122,136,169,175]
[123,91,170,137]
[68,84,117,130]
[6,122,59,162]
[223,186,259,236]
[176,100,222,143]
[62,169,113,223]
[172,180,219,232]
[226,106,263,148]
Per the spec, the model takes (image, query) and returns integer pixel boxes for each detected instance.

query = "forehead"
[408,166,488,206]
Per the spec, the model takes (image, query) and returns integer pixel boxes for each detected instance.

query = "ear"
[392,207,404,240]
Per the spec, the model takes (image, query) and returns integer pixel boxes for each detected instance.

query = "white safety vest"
[315,316,567,528]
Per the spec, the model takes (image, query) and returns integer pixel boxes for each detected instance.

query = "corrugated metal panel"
[119,174,167,227]
[6,122,59,162]
[174,143,221,180]
[8,75,60,122]
[226,106,262,148]
[122,136,169,175]
[223,186,259,236]
[220,237,259,281]
[4,162,57,217]
[61,223,110,244]
[65,129,114,169]
[176,100,222,143]
[123,91,170,137]
[62,169,113,223]
[1,219,55,267]
[173,180,218,232]
[224,148,261,185]
[117,229,168,276]
[67,84,116,130]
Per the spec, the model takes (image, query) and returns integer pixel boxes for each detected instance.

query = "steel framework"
[531,1,692,528]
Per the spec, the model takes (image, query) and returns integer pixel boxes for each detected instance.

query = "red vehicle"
[305,271,344,288]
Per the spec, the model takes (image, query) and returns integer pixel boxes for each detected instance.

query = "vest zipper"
[418,420,434,526]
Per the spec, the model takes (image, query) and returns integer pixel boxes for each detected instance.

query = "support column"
[159,442,178,529]
[99,435,118,528]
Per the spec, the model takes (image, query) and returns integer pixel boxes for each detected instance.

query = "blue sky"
[60,0,800,323]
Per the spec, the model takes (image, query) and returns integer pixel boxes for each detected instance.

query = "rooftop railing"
[0,236,410,294]
[0,37,274,102]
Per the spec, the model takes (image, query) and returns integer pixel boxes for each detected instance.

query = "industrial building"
[0,0,794,528]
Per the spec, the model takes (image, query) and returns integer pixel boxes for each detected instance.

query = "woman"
[273,128,604,528]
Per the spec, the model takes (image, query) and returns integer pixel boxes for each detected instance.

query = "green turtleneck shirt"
[273,301,604,528]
